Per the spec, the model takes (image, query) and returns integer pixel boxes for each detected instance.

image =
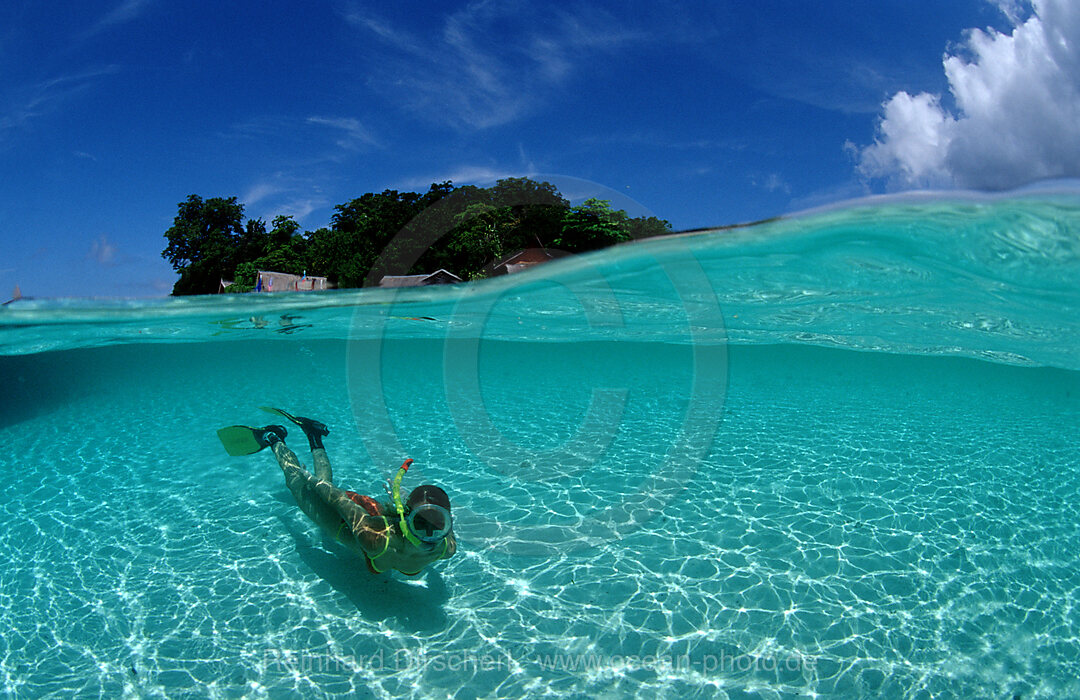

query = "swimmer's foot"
[259,407,329,450]
[255,425,288,449]
[297,417,329,450]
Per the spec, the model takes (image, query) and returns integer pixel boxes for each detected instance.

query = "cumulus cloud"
[857,0,1080,190]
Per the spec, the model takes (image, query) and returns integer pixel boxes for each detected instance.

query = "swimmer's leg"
[269,440,363,547]
[312,447,332,483]
[259,408,332,481]
[294,418,331,481]
[270,440,336,527]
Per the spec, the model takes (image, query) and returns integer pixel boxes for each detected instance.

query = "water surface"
[2,189,1079,698]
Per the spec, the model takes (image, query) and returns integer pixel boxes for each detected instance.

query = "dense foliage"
[161,178,671,295]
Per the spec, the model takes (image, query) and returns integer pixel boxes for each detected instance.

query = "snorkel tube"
[391,459,424,547]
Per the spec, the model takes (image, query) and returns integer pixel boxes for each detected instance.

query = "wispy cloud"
[396,165,527,190]
[82,0,155,39]
[579,131,746,152]
[242,182,286,207]
[226,114,380,159]
[856,0,1080,189]
[241,175,330,225]
[350,13,428,54]
[88,234,117,265]
[306,116,380,150]
[752,173,791,195]
[988,0,1029,25]
[1,66,119,141]
[229,115,379,225]
[226,115,293,141]
[275,197,326,222]
[343,3,647,129]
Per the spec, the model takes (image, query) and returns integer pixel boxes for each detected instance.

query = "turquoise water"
[2,190,1079,698]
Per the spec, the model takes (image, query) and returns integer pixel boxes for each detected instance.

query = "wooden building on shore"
[378,269,463,287]
[253,271,329,292]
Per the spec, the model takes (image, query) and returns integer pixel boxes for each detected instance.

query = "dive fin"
[259,406,328,449]
[217,425,286,456]
[217,426,266,456]
[260,406,301,424]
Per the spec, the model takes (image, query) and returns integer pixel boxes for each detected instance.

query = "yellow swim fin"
[217,425,269,456]
[259,406,299,423]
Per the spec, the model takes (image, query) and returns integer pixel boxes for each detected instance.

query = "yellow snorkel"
[391,459,424,547]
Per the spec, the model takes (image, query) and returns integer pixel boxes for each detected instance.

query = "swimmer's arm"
[353,513,391,556]
[310,480,390,556]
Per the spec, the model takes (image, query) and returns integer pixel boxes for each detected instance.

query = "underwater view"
[2,189,1079,698]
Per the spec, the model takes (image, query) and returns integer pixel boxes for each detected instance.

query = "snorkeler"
[217,407,456,575]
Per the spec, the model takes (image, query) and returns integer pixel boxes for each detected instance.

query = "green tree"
[410,178,571,278]
[163,195,246,295]
[626,215,672,240]
[554,198,632,253]
[269,215,301,247]
[162,181,671,295]
[319,190,420,286]
[228,261,259,293]
[488,177,566,209]
[264,215,307,273]
[440,202,508,274]
[238,218,268,264]
[303,226,346,286]
[309,183,456,287]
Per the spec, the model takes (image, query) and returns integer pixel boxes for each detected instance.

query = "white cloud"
[857,0,1080,190]
[242,176,329,225]
[83,0,155,39]
[397,166,525,190]
[857,92,953,187]
[1,67,118,139]
[275,197,326,222]
[306,116,380,150]
[755,173,792,194]
[89,234,116,265]
[242,182,285,207]
[988,0,1028,25]
[344,4,643,129]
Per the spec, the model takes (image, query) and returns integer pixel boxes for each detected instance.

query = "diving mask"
[406,503,452,543]
[391,458,452,546]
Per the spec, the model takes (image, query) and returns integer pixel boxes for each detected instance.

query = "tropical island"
[162,177,672,296]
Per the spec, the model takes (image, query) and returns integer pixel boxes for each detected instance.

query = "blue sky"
[2,0,1074,298]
